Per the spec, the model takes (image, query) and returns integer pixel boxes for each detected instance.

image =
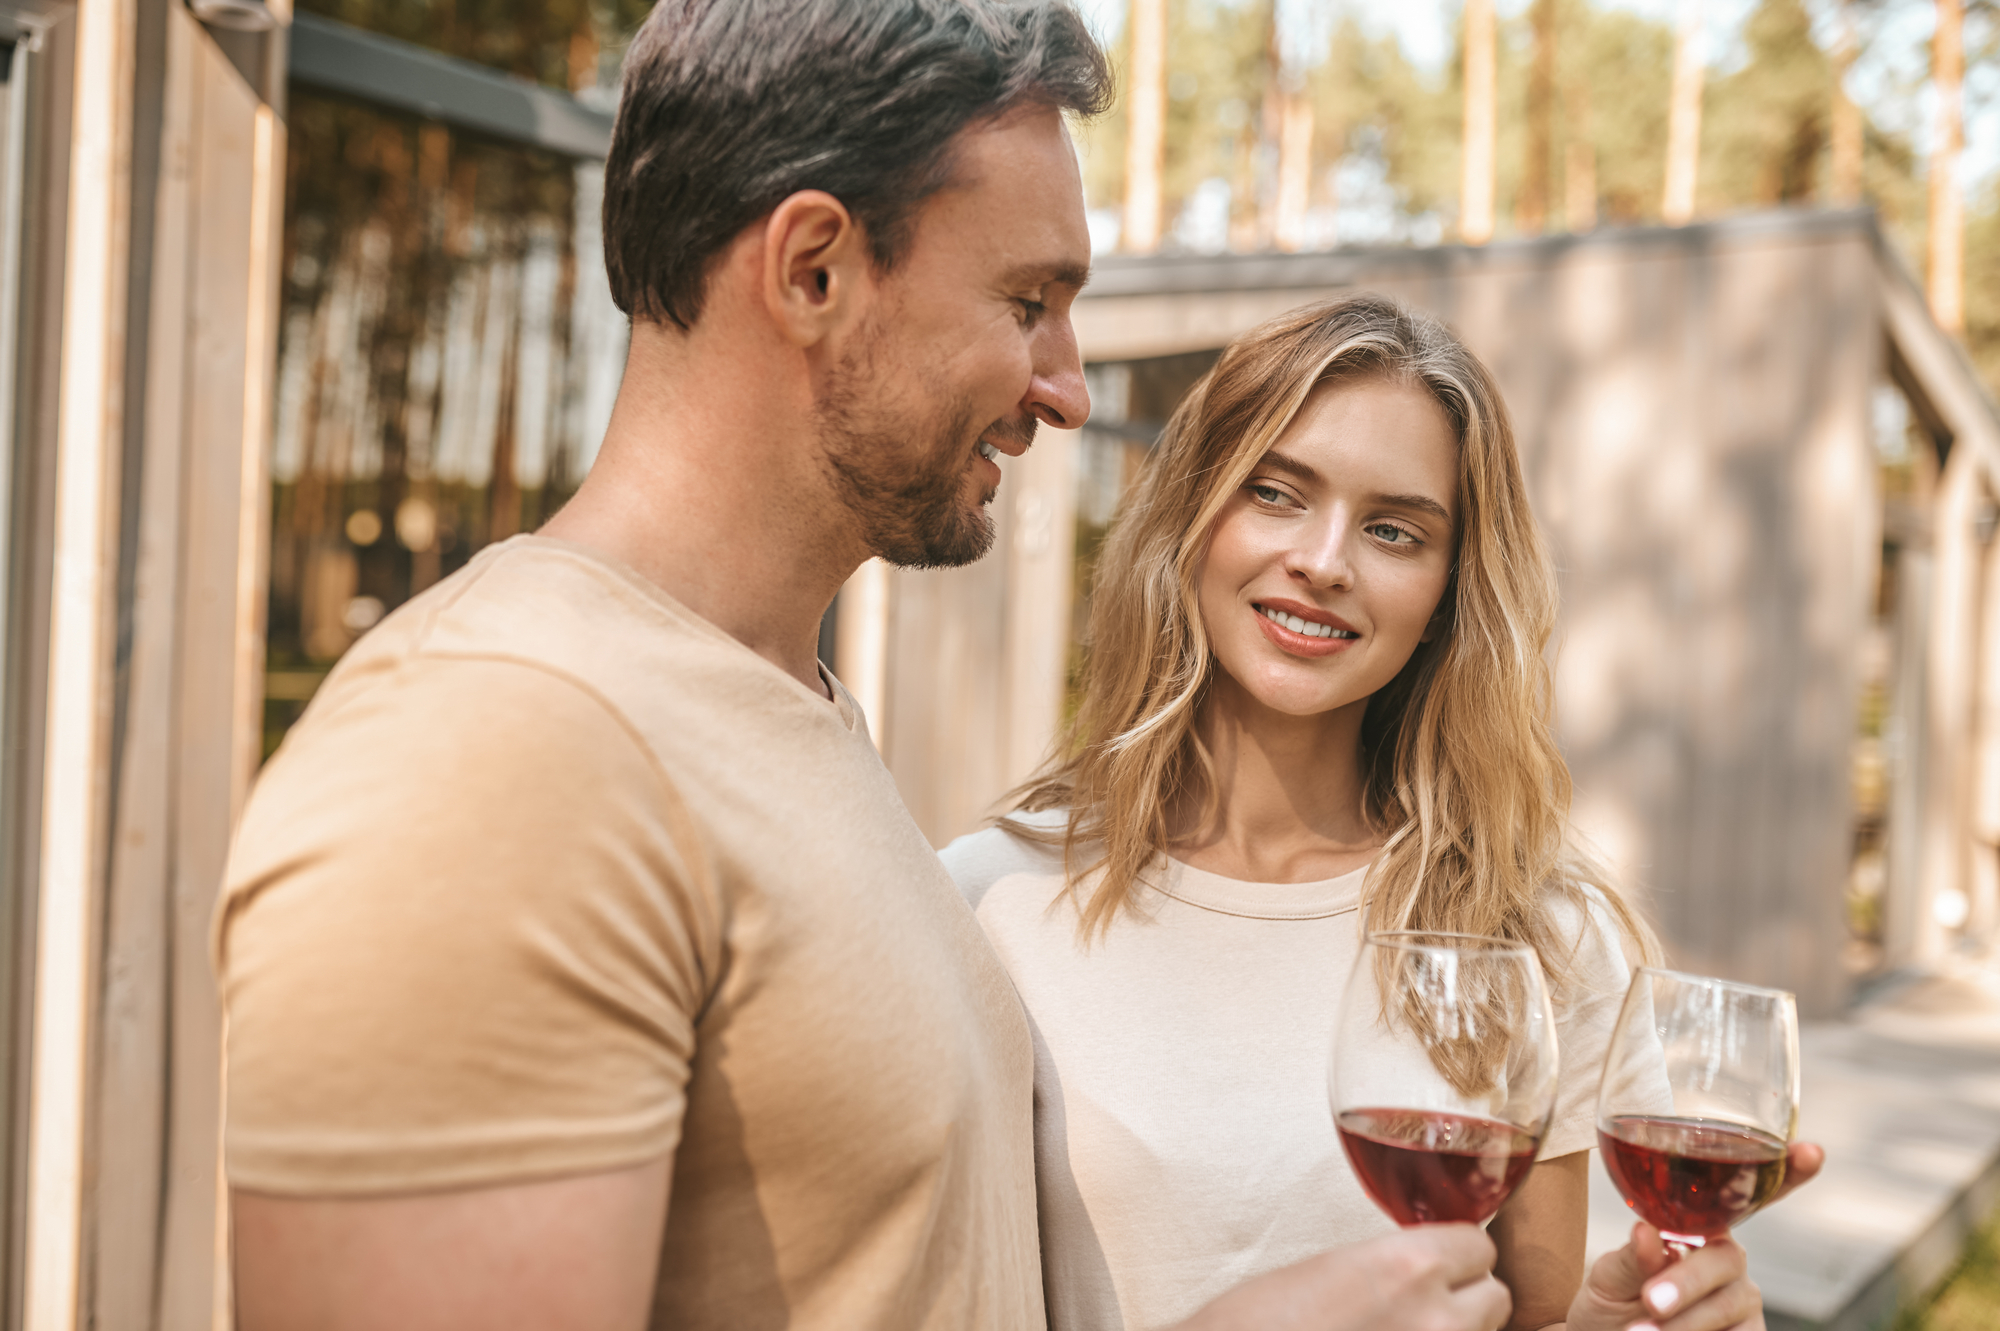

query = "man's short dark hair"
[603,0,1113,329]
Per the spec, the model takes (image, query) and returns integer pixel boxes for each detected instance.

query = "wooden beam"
[28,0,137,1325]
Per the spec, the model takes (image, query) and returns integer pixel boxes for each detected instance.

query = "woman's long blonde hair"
[1006,292,1658,1015]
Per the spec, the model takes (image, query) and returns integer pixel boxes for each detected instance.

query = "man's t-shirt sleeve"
[217,654,719,1197]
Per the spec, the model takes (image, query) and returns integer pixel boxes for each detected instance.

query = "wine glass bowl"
[1331,931,1560,1226]
[1595,967,1800,1252]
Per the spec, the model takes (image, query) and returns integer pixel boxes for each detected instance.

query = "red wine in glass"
[1337,1107,1540,1225]
[1598,1114,1788,1245]
[1595,968,1800,1258]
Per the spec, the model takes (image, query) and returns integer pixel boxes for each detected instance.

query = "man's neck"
[541,321,862,697]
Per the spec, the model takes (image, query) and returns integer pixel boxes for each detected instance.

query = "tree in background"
[1702,0,1831,209]
[1076,0,1993,401]
[1931,0,1966,332]
[1462,0,1499,241]
[1664,0,1706,222]
[1519,0,1559,233]
[1124,0,1168,252]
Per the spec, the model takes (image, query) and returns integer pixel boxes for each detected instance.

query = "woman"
[943,295,1803,1331]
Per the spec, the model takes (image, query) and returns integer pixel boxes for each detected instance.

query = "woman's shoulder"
[1541,877,1643,995]
[938,809,1073,911]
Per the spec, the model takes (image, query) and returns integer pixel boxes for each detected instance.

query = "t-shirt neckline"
[500,534,861,732]
[1154,856,1370,920]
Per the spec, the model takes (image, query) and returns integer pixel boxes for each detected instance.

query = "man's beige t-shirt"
[218,536,1042,1330]
[941,811,1634,1331]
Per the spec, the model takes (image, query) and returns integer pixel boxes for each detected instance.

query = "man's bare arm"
[233,1159,672,1331]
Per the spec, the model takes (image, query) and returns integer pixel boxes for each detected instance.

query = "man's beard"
[815,335,1036,570]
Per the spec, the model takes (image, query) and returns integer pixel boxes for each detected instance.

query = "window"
[265,89,626,752]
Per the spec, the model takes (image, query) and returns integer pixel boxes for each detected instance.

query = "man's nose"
[1025,317,1090,431]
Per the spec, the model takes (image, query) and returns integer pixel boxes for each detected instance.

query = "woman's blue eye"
[1368,523,1414,544]
[1251,484,1288,504]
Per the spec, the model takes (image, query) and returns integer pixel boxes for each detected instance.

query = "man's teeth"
[977,440,998,461]
[1261,605,1358,640]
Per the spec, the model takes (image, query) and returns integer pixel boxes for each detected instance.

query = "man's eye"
[1017,298,1046,323]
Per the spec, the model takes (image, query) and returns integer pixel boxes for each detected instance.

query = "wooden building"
[841,210,2000,1023]
[8,1,2000,1323]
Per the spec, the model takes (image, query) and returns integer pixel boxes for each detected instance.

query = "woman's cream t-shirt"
[940,811,1635,1331]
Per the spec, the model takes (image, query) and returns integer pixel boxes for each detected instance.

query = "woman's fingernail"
[1631,1324,1660,1331]
[1646,1283,1680,1313]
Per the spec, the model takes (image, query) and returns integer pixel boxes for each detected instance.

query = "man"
[218,3,1520,1327]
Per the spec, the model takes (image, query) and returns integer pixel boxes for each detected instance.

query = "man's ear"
[761,190,870,348]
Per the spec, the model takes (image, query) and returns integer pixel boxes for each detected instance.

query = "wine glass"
[1331,931,1560,1226]
[1595,968,1800,1255]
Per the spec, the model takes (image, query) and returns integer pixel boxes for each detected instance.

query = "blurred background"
[5,1,2000,1328]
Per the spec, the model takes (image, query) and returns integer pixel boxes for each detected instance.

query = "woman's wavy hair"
[1005,292,1657,1053]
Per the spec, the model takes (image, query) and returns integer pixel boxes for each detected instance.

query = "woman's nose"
[1287,518,1355,589]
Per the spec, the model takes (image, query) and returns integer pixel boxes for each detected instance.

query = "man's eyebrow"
[1254,450,1454,525]
[1003,259,1091,292]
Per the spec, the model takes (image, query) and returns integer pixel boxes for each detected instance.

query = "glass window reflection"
[266,90,627,754]
[294,0,650,96]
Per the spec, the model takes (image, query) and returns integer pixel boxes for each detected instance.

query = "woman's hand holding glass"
[1560,968,1823,1331]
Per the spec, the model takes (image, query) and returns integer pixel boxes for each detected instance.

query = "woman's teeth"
[977,440,998,461]
[1261,605,1357,640]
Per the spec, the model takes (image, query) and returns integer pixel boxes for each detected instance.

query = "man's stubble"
[814,321,1035,571]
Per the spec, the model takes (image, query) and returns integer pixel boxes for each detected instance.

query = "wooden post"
[1460,0,1496,244]
[1122,0,1166,254]
[28,1,138,1325]
[836,559,895,747]
[1663,0,1703,224]
[1928,0,1964,333]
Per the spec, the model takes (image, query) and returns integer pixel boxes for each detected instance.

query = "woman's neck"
[1169,675,1381,884]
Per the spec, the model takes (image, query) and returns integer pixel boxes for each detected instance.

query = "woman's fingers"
[1640,1276,1764,1331]
[1769,1142,1824,1207]
[1631,1239,1754,1331]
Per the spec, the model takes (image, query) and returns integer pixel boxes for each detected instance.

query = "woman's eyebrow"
[1371,491,1453,525]
[1256,449,1323,485]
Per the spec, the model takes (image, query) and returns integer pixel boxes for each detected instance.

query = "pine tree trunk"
[1123,0,1168,253]
[1929,0,1964,332]
[1274,88,1313,251]
[1663,0,1703,224]
[1520,0,1556,234]
[1564,75,1597,232]
[1830,0,1862,204]
[1461,0,1497,244]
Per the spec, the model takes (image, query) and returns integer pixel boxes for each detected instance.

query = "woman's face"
[1196,375,1460,721]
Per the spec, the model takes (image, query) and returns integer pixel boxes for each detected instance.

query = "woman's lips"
[1252,603,1358,658]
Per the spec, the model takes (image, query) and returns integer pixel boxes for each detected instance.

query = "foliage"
[1086,0,1998,401]
[1892,1204,2000,1330]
